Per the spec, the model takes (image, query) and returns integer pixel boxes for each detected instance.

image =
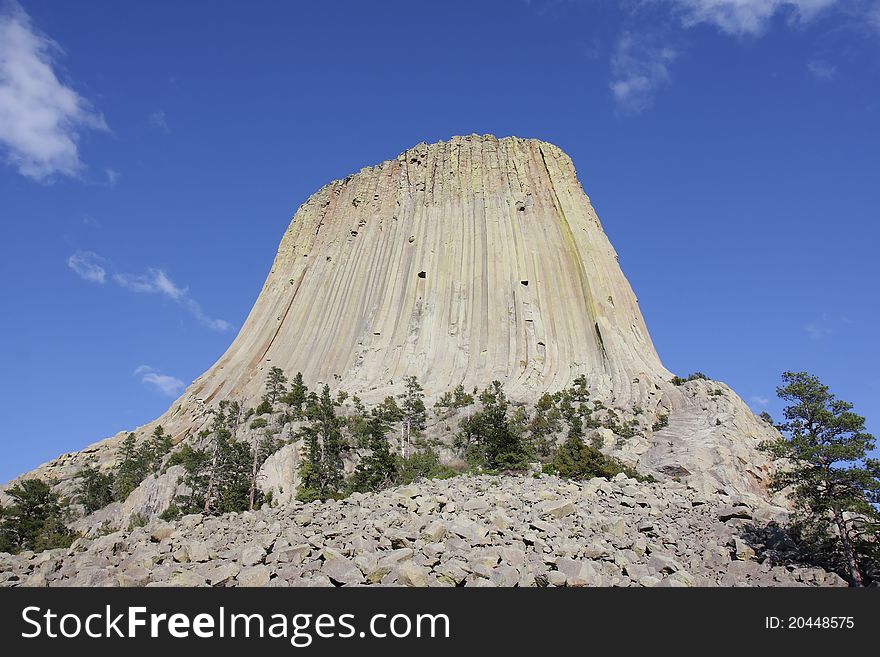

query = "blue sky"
[1,0,878,482]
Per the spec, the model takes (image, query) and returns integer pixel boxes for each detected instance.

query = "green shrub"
[672,372,709,386]
[75,466,115,513]
[652,414,669,432]
[127,513,147,530]
[457,381,532,471]
[552,435,652,482]
[0,479,78,554]
[395,449,459,485]
[159,504,181,522]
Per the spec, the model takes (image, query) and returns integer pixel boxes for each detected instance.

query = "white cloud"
[149,109,169,133]
[105,167,120,186]
[804,320,833,339]
[0,2,107,181]
[870,3,880,32]
[134,365,185,397]
[68,252,232,331]
[662,0,840,36]
[66,251,106,284]
[181,297,233,332]
[114,268,186,300]
[750,395,769,407]
[807,59,837,79]
[610,32,678,114]
[113,268,231,331]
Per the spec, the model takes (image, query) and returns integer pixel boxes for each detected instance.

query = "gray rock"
[237,565,271,587]
[240,543,267,567]
[449,520,490,545]
[397,562,429,587]
[322,559,364,586]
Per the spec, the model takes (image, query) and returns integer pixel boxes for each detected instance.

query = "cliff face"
[184,135,666,412]
[6,135,782,511]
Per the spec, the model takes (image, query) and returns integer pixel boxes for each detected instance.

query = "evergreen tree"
[375,396,403,424]
[318,385,345,494]
[264,366,288,405]
[399,375,426,457]
[0,479,77,554]
[435,384,475,415]
[761,371,880,586]
[202,408,232,514]
[296,384,346,501]
[551,433,645,482]
[75,466,115,513]
[167,443,211,513]
[146,425,173,472]
[348,414,397,492]
[214,438,252,513]
[114,433,149,501]
[223,400,244,432]
[281,372,308,416]
[459,381,532,470]
[529,393,563,458]
[247,430,280,510]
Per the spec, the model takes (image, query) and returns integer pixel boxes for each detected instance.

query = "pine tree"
[349,414,397,492]
[146,425,173,472]
[318,385,345,494]
[248,430,280,510]
[264,366,288,405]
[203,408,231,514]
[281,372,308,417]
[761,371,880,586]
[214,437,252,513]
[529,393,563,458]
[167,444,210,513]
[399,375,426,458]
[115,433,149,501]
[75,466,115,513]
[456,381,532,470]
[297,384,346,500]
[0,479,77,553]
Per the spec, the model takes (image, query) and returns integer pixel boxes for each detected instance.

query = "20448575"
[765,617,854,629]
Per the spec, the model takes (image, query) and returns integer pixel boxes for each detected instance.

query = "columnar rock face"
[180,134,667,413]
[6,134,782,513]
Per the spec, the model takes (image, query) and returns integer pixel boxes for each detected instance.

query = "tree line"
[2,368,878,588]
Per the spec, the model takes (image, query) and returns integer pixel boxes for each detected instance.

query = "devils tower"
[6,134,780,527]
[182,134,664,410]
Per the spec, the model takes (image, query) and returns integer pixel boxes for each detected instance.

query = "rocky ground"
[0,473,846,587]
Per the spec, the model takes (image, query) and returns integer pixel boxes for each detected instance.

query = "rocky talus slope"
[1,474,844,588]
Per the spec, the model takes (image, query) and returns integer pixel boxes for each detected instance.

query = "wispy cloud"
[610,32,678,114]
[149,109,169,133]
[67,251,107,284]
[134,365,185,397]
[604,0,854,114]
[803,313,857,339]
[804,323,833,339]
[68,251,232,331]
[807,58,837,79]
[804,313,834,339]
[660,0,840,37]
[0,2,108,181]
[114,269,186,300]
[105,167,120,186]
[870,3,880,33]
[750,395,770,407]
